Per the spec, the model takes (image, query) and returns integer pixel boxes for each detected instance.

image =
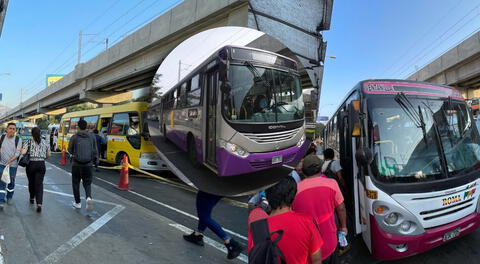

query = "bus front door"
[205,69,218,168]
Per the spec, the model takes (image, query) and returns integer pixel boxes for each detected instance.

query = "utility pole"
[178,60,181,81]
[77,30,108,64]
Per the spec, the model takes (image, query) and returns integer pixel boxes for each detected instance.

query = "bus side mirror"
[348,100,361,137]
[356,147,373,166]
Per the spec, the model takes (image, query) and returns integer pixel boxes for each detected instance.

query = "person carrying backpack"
[321,148,347,194]
[0,123,22,209]
[68,119,98,210]
[248,177,323,264]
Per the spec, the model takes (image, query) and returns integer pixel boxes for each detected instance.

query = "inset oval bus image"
[148,27,311,196]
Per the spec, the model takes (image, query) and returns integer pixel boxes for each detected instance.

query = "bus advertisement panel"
[149,46,308,177]
[324,79,480,260]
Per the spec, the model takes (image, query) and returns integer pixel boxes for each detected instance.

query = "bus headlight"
[140,152,161,160]
[385,212,399,225]
[219,139,249,158]
[296,135,306,147]
[373,201,425,236]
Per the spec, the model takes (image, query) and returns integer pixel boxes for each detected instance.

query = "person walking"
[92,129,106,171]
[293,155,347,263]
[68,119,98,210]
[183,190,244,260]
[22,127,50,212]
[0,123,22,209]
[248,177,323,264]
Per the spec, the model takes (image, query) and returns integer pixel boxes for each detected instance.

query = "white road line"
[40,205,125,264]
[47,162,248,241]
[169,223,248,263]
[0,235,4,264]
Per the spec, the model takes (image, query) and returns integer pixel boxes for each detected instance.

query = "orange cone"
[117,155,130,190]
[60,150,68,166]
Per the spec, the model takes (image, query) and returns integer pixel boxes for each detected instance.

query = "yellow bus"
[58,102,167,171]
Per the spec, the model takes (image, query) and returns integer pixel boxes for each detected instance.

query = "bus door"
[100,117,111,159]
[205,68,218,167]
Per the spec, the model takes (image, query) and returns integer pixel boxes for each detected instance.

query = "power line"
[389,2,480,78]
[379,0,465,77]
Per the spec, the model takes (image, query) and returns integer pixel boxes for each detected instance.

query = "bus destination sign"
[363,81,463,99]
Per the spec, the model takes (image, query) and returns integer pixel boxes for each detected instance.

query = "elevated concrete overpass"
[408,31,480,99]
[3,0,332,121]
[0,0,9,38]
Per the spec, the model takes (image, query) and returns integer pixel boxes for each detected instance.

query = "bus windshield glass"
[368,96,480,183]
[223,64,304,123]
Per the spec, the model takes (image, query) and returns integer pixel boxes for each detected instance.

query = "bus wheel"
[116,152,129,165]
[187,135,199,167]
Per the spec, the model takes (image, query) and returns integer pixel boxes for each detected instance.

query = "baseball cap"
[302,155,323,176]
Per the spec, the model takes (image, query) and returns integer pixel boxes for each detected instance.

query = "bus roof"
[61,102,149,120]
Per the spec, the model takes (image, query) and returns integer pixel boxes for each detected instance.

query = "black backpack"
[73,134,94,164]
[249,218,286,264]
[323,160,338,180]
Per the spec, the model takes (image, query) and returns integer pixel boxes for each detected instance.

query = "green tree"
[315,123,325,138]
[67,103,95,112]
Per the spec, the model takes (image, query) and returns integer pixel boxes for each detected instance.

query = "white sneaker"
[72,201,81,209]
[86,198,93,211]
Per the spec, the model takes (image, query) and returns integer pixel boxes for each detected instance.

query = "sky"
[153,26,264,94]
[0,0,479,116]
[319,0,480,118]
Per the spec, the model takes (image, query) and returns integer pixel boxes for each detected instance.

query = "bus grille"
[242,128,301,144]
[249,153,296,169]
[420,198,475,222]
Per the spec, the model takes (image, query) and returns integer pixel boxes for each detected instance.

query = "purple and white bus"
[150,46,308,176]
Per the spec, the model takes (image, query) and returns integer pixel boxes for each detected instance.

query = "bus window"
[110,113,129,135]
[84,115,99,131]
[187,75,201,107]
[69,118,80,134]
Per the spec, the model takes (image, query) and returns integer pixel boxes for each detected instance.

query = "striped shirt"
[23,139,50,161]
[0,135,22,167]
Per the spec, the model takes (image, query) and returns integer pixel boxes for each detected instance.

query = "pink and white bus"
[324,79,480,260]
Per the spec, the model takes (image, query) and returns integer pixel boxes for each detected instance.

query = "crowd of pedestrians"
[0,120,98,213]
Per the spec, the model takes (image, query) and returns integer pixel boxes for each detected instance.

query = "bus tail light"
[219,139,249,158]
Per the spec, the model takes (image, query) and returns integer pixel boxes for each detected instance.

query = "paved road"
[42,154,480,263]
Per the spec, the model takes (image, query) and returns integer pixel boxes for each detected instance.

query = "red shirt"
[248,208,323,264]
[293,176,344,260]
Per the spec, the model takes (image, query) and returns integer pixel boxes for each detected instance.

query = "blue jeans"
[0,165,18,204]
[196,191,230,241]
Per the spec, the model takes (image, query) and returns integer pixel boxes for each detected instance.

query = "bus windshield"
[223,64,304,123]
[369,96,480,183]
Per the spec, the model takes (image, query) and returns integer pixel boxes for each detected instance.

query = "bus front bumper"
[139,157,169,171]
[370,212,480,260]
[216,140,309,177]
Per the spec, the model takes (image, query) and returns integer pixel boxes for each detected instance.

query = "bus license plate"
[443,228,460,242]
[272,155,283,164]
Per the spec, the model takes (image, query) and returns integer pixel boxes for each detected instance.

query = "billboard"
[46,74,64,87]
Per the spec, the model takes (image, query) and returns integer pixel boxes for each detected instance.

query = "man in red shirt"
[293,155,347,263]
[248,177,323,264]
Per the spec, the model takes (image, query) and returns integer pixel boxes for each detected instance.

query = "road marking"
[40,205,125,264]
[0,235,4,264]
[94,176,248,241]
[169,223,247,263]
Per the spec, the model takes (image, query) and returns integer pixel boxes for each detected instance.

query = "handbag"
[18,140,31,167]
[1,165,10,184]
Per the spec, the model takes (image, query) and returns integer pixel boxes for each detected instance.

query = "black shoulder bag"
[18,140,31,167]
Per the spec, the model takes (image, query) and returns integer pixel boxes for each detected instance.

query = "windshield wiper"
[394,93,428,143]
[422,102,450,178]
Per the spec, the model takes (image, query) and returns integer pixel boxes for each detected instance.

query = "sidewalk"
[0,163,246,264]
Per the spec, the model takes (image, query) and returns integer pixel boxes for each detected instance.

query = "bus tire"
[187,135,199,167]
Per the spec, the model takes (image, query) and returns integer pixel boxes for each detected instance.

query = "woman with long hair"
[21,127,50,212]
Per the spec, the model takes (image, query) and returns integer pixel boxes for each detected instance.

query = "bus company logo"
[464,188,476,200]
[268,125,286,130]
[442,195,461,206]
[366,83,394,92]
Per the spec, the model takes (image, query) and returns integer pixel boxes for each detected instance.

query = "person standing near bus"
[68,119,98,210]
[93,129,106,171]
[22,127,50,212]
[183,190,244,260]
[322,148,347,193]
[293,154,347,263]
[0,123,22,209]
